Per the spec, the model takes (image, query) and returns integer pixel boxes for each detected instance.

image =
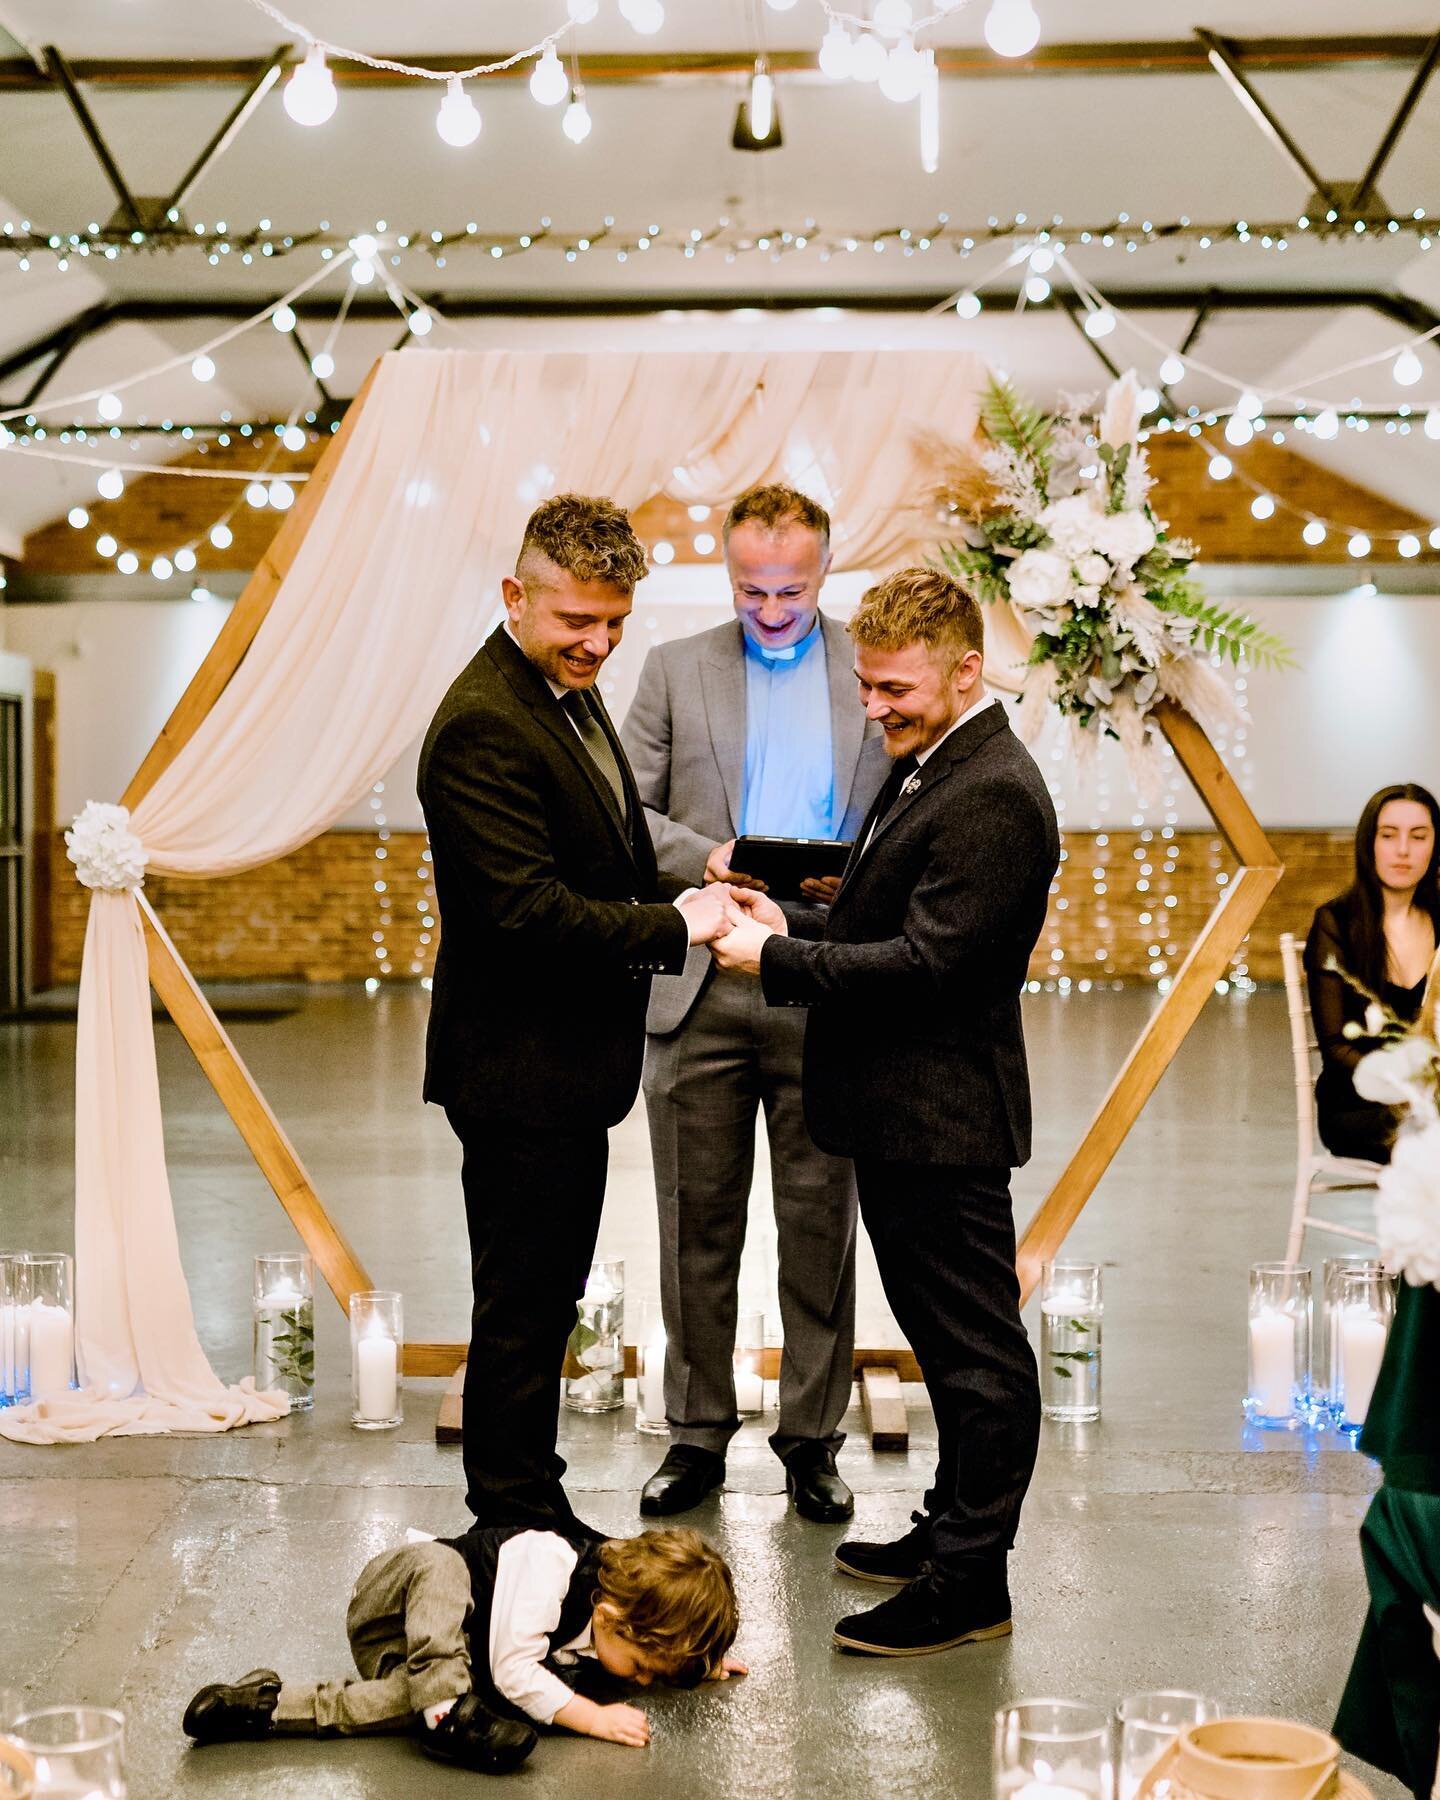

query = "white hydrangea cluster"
[64,801,148,892]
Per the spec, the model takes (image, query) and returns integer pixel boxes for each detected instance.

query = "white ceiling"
[1,0,1439,548]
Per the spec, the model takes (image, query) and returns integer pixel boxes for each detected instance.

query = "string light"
[749,60,775,141]
[272,304,297,333]
[96,392,122,422]
[436,78,482,146]
[1393,347,1424,386]
[563,86,592,142]
[67,505,88,528]
[819,23,854,79]
[96,467,124,499]
[984,0,1042,58]
[282,44,337,127]
[529,45,569,107]
[191,354,216,382]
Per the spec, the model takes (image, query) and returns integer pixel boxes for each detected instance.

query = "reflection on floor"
[0,987,1399,1796]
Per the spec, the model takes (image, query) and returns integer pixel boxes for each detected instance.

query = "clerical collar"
[742,617,822,666]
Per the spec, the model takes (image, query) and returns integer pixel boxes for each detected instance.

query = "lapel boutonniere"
[901,773,922,798]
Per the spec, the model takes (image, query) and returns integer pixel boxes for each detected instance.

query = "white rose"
[1375,1122,1440,1288]
[64,801,148,893]
[1076,552,1111,587]
[1073,586,1103,610]
[1090,509,1156,569]
[1008,549,1072,610]
[1039,495,1104,560]
[1354,1036,1438,1108]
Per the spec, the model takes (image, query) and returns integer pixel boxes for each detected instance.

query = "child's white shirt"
[488,1530,596,1725]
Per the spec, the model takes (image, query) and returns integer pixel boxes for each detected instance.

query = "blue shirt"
[738,619,836,839]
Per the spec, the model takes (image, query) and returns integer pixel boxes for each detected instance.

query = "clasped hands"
[675,876,787,979]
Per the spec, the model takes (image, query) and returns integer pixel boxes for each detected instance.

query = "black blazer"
[760,703,1059,1167]
[418,626,689,1128]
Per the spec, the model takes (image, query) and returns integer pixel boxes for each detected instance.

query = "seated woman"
[1304,783,1439,1162]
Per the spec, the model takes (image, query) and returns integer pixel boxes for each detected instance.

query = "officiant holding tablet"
[621,485,887,1522]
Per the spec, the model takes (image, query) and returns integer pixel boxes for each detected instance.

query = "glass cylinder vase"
[1117,1690,1216,1800]
[1245,1262,1311,1429]
[1040,1261,1102,1423]
[993,1699,1112,1797]
[252,1252,315,1411]
[350,1290,403,1430]
[17,1253,76,1402]
[635,1296,669,1435]
[12,1705,126,1798]
[733,1308,766,1418]
[564,1258,624,1413]
[1324,1259,1394,1435]
[1,1252,30,1406]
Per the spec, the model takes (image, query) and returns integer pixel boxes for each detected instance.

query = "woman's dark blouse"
[1304,899,1427,1162]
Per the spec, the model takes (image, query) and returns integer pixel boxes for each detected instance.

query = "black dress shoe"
[783,1441,854,1523]
[639,1445,725,1516]
[183,1669,281,1743]
[832,1574,1011,1656]
[834,1509,931,1584]
[418,1695,537,1774]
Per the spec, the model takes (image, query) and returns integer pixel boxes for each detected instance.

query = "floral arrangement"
[933,370,1289,792]
[1344,954,1440,1287]
[64,801,148,892]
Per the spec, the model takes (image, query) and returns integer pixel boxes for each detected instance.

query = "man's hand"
[704,837,767,893]
[589,1702,651,1747]
[707,1655,749,1681]
[677,883,735,946]
[799,874,842,904]
[727,887,788,935]
[709,909,774,976]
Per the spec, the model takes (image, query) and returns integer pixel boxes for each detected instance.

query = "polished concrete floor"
[0,986,1402,1797]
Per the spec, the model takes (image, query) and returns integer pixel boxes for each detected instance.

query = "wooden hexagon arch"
[118,365,1283,1381]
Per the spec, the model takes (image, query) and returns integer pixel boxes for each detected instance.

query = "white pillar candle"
[356,1333,398,1420]
[1339,1309,1388,1426]
[640,1326,667,1420]
[734,1366,764,1414]
[27,1298,74,1398]
[1249,1309,1296,1418]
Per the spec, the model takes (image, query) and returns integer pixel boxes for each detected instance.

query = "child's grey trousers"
[274,1540,475,1734]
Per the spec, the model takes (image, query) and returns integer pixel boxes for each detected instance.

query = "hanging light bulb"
[1224,415,1254,447]
[68,506,89,529]
[246,482,270,509]
[1398,533,1421,558]
[1138,386,1160,414]
[96,467,124,500]
[311,350,335,379]
[1024,274,1050,303]
[1348,532,1371,557]
[1302,519,1326,546]
[1393,346,1424,386]
[850,33,887,82]
[1250,494,1275,519]
[116,550,139,575]
[1207,455,1232,481]
[918,49,939,173]
[1160,353,1185,385]
[567,0,599,19]
[96,533,118,558]
[283,43,337,127]
[1083,307,1115,339]
[282,423,307,451]
[818,23,854,79]
[210,522,234,550]
[1028,245,1054,273]
[407,308,433,337]
[749,60,774,140]
[619,0,665,35]
[269,480,295,511]
[96,392,122,421]
[349,234,379,262]
[529,45,569,106]
[350,257,375,284]
[1235,390,1263,420]
[880,36,926,102]
[436,77,482,147]
[272,304,297,333]
[191,354,215,382]
[563,87,592,142]
[955,290,981,318]
[1425,409,1440,439]
[873,0,913,32]
[984,0,1041,58]
[151,556,174,580]
[1313,408,1340,439]
[174,546,197,572]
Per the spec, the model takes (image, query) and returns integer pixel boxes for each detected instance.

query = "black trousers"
[447,1109,609,1528]
[854,1156,1040,1582]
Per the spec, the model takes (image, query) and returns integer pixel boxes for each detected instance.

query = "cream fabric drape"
[1,347,984,1443]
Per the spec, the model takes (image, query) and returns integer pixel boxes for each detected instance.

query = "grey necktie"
[560,688,627,818]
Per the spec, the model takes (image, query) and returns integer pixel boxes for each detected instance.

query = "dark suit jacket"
[418,626,689,1128]
[760,702,1059,1168]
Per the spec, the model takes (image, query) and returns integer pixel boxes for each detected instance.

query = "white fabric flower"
[1008,548,1072,609]
[1355,1036,1437,1109]
[1375,1122,1440,1288]
[1090,508,1156,569]
[1039,495,1104,560]
[64,801,148,892]
[1075,552,1111,587]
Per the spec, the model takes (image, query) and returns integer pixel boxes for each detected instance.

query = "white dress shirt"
[487,1530,597,1725]
[860,689,1001,855]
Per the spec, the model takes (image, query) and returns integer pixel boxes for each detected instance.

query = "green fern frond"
[979,375,1054,470]
[1172,596,1294,668]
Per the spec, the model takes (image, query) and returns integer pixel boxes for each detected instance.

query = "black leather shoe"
[783,1441,854,1523]
[183,1669,281,1743]
[418,1695,537,1774]
[832,1574,1011,1656]
[639,1445,725,1516]
[834,1509,930,1583]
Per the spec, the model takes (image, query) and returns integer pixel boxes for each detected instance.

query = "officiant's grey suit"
[621,614,887,1459]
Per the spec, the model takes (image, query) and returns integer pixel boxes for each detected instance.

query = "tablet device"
[730,836,852,901]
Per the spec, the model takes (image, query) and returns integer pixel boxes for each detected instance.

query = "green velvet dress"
[1334,1280,1440,1798]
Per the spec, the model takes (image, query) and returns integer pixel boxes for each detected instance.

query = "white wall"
[4,582,1439,834]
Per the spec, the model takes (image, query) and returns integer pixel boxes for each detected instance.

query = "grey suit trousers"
[642,968,858,1457]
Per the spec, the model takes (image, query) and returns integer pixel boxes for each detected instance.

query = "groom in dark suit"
[418,494,733,1529]
[713,566,1059,1656]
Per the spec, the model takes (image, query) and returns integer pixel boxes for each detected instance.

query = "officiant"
[621,484,886,1523]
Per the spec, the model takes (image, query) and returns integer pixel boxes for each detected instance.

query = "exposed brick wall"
[47,825,1352,989]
